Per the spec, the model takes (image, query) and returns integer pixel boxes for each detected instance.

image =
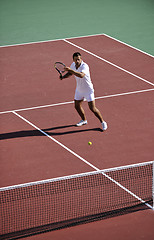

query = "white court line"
[0,88,154,115]
[0,33,104,48]
[13,111,99,171]
[95,88,154,100]
[0,33,102,48]
[0,100,74,115]
[64,39,154,87]
[0,33,153,58]
[0,37,65,48]
[103,34,154,58]
[12,111,153,210]
[1,160,153,191]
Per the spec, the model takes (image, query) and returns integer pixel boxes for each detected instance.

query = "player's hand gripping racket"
[54,62,66,79]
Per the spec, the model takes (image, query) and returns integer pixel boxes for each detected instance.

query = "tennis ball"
[88,141,92,145]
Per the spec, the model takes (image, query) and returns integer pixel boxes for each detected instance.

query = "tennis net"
[0,161,153,239]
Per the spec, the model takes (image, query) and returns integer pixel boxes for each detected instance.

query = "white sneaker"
[76,120,88,127]
[102,121,108,131]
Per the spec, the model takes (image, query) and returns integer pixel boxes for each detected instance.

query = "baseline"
[0,33,153,59]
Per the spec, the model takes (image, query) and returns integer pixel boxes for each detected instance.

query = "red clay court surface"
[0,34,154,239]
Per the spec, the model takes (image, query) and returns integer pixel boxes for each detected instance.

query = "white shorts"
[74,89,95,102]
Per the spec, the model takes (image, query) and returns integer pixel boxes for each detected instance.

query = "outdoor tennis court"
[0,33,154,239]
[0,0,154,239]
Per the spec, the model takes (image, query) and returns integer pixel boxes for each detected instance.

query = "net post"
[153,161,154,210]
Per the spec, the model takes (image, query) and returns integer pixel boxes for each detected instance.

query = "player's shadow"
[0,124,103,140]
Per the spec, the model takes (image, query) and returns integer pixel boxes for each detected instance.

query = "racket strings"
[55,62,65,72]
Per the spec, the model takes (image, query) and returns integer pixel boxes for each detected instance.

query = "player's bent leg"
[88,100,108,131]
[88,100,103,122]
[74,100,87,126]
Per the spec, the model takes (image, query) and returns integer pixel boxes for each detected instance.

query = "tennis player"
[60,52,108,131]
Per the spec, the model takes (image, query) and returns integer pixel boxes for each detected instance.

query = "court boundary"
[0,34,154,212]
[1,34,153,166]
[0,33,153,58]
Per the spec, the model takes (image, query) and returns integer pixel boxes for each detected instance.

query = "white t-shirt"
[70,61,94,93]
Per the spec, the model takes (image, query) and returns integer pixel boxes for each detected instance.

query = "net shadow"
[0,201,152,240]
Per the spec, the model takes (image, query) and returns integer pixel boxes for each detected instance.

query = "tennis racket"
[54,62,66,79]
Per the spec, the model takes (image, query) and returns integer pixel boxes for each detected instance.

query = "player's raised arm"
[64,66,85,78]
[60,70,72,80]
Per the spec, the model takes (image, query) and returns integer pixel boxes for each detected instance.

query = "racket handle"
[60,73,63,80]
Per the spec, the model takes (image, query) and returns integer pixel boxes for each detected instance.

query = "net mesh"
[0,161,153,239]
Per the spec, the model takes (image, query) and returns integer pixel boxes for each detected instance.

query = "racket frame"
[54,62,66,78]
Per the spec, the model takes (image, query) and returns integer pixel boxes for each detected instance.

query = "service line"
[0,88,154,115]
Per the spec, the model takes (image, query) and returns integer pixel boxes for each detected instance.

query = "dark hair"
[73,52,81,59]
